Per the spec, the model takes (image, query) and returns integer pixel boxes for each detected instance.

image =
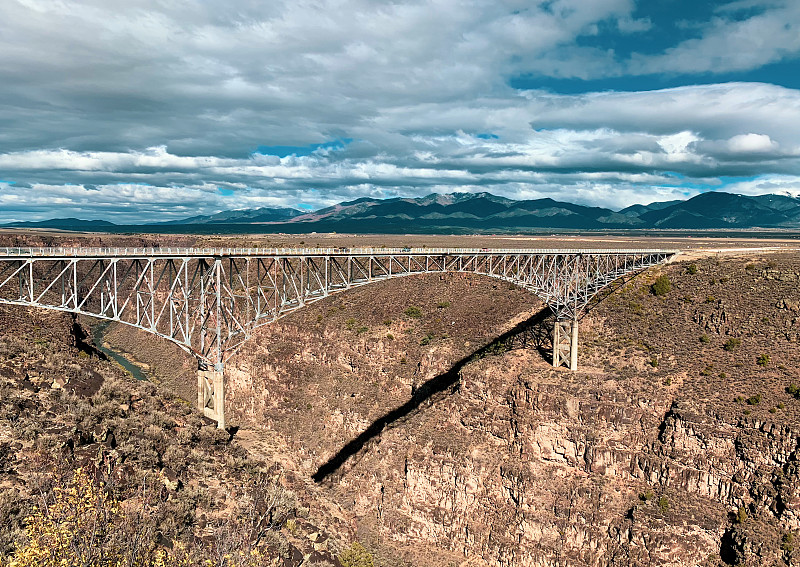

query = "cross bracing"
[0,247,677,367]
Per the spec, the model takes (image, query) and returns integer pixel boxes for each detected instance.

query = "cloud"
[1,81,799,222]
[726,133,779,153]
[0,1,799,222]
[628,1,800,75]
[718,174,800,197]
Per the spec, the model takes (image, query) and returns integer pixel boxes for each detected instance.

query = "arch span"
[0,246,678,426]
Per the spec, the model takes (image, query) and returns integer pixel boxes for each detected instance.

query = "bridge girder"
[0,246,677,427]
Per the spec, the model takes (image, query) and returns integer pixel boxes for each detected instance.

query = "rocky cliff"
[99,253,800,566]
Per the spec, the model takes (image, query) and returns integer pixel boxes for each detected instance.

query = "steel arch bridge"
[0,246,677,427]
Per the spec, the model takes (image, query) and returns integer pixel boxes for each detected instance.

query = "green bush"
[787,383,800,398]
[746,394,761,406]
[700,334,710,344]
[404,306,422,319]
[735,506,748,524]
[436,301,450,309]
[686,263,698,275]
[658,496,669,513]
[757,354,770,367]
[723,338,741,352]
[651,275,672,296]
[339,542,375,567]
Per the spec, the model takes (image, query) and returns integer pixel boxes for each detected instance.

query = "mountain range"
[8,191,800,234]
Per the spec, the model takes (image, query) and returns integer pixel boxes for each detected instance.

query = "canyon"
[104,248,800,565]
[1,232,799,566]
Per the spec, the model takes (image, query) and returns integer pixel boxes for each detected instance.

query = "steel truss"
[0,246,677,426]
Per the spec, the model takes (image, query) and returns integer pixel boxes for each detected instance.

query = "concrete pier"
[552,319,578,371]
[198,366,225,428]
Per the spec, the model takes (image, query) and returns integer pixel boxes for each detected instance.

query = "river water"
[91,321,149,382]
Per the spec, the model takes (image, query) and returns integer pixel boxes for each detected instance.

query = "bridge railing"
[0,246,679,257]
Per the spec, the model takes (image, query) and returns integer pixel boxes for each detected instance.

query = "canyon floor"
[1,233,800,566]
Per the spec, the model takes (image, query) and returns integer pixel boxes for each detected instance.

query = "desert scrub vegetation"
[403,306,422,319]
[419,332,436,346]
[6,463,298,566]
[339,542,374,567]
[657,496,669,514]
[0,358,330,567]
[723,338,741,352]
[650,275,671,296]
[746,394,762,406]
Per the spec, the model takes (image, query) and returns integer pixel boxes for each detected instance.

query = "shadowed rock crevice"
[312,306,554,483]
[71,314,107,360]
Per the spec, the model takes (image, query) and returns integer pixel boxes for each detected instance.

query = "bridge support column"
[552,318,578,371]
[198,363,225,429]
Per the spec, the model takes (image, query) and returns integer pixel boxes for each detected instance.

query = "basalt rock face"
[107,255,800,566]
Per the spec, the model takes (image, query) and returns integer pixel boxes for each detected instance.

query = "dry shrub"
[6,463,297,567]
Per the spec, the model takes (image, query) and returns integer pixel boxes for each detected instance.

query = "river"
[91,320,150,382]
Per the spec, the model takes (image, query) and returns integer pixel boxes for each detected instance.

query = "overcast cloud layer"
[1,0,799,223]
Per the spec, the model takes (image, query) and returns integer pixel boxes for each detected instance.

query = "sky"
[1,0,799,223]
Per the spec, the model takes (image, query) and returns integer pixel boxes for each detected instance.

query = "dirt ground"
[3,227,800,254]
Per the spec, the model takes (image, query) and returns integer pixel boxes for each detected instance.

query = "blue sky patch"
[256,138,353,158]
[510,59,800,93]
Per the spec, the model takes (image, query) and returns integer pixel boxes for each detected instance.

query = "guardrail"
[0,246,680,257]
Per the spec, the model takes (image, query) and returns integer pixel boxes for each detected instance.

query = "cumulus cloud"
[726,133,779,154]
[718,174,800,197]
[0,0,799,222]
[629,1,800,75]
[1,81,800,222]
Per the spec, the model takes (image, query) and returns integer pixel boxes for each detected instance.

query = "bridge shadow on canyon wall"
[312,305,556,483]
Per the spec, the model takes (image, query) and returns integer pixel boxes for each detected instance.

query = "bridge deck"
[0,246,680,258]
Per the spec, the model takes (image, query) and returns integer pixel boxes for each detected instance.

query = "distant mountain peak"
[6,191,800,234]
